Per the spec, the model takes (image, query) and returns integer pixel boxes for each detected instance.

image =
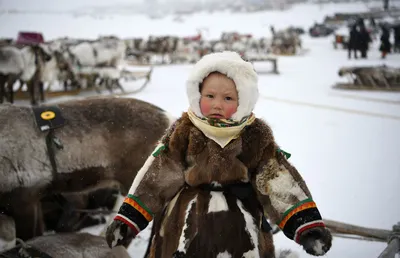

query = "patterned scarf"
[199,115,252,127]
[187,109,255,148]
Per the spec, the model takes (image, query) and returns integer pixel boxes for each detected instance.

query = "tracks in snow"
[329,92,400,105]
[259,95,400,121]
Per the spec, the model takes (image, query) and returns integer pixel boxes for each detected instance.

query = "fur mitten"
[298,226,332,256]
[105,220,135,248]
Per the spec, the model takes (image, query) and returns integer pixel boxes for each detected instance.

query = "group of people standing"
[348,17,400,59]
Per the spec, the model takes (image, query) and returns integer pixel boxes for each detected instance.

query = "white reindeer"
[0,44,51,105]
[65,38,126,68]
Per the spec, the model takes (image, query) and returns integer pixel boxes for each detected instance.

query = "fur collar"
[165,112,275,186]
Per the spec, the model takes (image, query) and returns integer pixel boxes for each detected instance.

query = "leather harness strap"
[32,106,66,179]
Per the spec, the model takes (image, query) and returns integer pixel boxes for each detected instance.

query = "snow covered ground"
[2,1,400,257]
[0,2,391,40]
[119,39,400,258]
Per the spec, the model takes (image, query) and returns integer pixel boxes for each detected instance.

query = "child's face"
[200,73,239,120]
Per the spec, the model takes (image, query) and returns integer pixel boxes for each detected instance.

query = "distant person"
[393,24,400,53]
[348,24,360,59]
[379,25,392,59]
[369,17,376,28]
[270,25,276,36]
[356,17,365,28]
[358,24,371,59]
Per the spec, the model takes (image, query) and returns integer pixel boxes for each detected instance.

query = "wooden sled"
[125,60,190,67]
[333,83,400,92]
[13,67,153,101]
[252,58,280,75]
[334,65,400,92]
[270,47,309,57]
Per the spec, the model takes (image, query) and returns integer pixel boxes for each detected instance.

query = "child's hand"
[105,220,135,248]
[298,226,332,256]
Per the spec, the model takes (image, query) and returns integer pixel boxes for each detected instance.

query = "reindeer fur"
[0,213,131,257]
[0,97,175,240]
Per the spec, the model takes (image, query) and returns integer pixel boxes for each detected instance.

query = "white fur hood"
[186,51,259,121]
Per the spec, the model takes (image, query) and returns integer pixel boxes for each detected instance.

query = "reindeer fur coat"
[109,112,330,258]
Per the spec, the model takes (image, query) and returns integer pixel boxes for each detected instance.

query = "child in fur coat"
[106,51,332,257]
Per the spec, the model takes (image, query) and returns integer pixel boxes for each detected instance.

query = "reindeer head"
[55,49,81,88]
[53,50,71,71]
[338,67,353,77]
[32,44,52,63]
[61,47,82,70]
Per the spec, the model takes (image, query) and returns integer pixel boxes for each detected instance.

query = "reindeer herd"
[0,36,128,106]
[0,28,302,106]
[124,29,302,64]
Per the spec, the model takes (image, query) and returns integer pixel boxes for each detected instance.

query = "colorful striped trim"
[294,220,326,243]
[278,198,316,229]
[117,202,150,232]
[114,214,140,235]
[125,195,153,222]
[151,141,167,157]
[152,144,166,157]
[281,207,323,240]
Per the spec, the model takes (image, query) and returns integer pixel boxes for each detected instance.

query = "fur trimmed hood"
[186,51,259,121]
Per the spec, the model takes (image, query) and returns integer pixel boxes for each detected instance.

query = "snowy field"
[0,1,393,40]
[2,1,400,258]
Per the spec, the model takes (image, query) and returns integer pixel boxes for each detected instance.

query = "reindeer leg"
[55,193,89,232]
[28,81,35,105]
[8,78,14,104]
[95,76,103,94]
[4,75,16,103]
[11,195,44,240]
[27,80,39,106]
[33,80,41,105]
[39,81,45,102]
[0,74,4,104]
[116,79,125,93]
[106,79,113,94]
[63,80,68,91]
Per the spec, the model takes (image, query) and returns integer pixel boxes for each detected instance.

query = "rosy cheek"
[224,104,238,119]
[200,98,212,116]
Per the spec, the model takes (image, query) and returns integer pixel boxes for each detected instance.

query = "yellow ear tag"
[41,111,56,120]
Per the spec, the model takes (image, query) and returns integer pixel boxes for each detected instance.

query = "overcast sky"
[0,0,146,11]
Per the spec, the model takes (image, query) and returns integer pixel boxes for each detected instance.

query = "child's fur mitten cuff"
[298,226,332,256]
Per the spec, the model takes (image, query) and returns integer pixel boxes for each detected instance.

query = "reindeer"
[0,213,131,257]
[2,44,81,104]
[0,44,52,105]
[0,97,175,241]
[40,44,81,93]
[63,37,126,68]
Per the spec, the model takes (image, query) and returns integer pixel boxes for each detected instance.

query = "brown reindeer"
[0,213,131,258]
[0,97,175,241]
[40,188,119,233]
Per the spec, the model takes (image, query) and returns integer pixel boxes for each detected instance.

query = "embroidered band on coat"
[278,198,324,241]
[114,195,154,235]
